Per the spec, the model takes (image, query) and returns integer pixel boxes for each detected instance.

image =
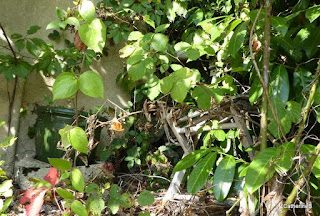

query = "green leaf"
[71,200,88,216]
[79,0,96,24]
[155,24,170,33]
[186,48,200,61]
[79,18,106,53]
[160,76,174,94]
[173,149,211,173]
[27,25,41,35]
[213,130,226,141]
[286,101,301,123]
[245,147,281,193]
[78,71,104,98]
[303,27,320,58]
[59,125,72,148]
[86,196,105,215]
[108,198,120,214]
[46,21,66,30]
[191,86,212,109]
[269,65,289,103]
[306,5,320,23]
[228,21,248,58]
[11,33,22,39]
[48,158,72,170]
[56,188,74,199]
[68,127,88,154]
[0,135,16,148]
[71,168,85,192]
[170,80,189,103]
[271,17,288,37]
[174,42,191,51]
[26,41,40,57]
[143,15,155,28]
[275,142,295,175]
[119,45,136,58]
[56,7,65,19]
[213,155,236,201]
[151,33,168,52]
[138,212,150,216]
[128,31,144,41]
[119,193,134,208]
[128,61,147,81]
[15,39,25,52]
[187,152,217,194]
[53,72,78,100]
[137,190,154,206]
[1,197,12,213]
[65,17,80,29]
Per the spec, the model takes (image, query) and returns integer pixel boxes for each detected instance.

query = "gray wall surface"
[0,0,129,171]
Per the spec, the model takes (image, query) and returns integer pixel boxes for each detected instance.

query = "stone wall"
[0,0,129,174]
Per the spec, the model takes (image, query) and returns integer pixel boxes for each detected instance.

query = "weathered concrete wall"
[0,0,129,168]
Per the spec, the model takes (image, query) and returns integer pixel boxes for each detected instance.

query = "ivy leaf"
[53,72,78,100]
[79,0,96,24]
[271,17,288,37]
[245,147,281,193]
[56,188,74,200]
[68,127,88,154]
[305,5,320,23]
[269,65,289,103]
[151,33,168,52]
[78,71,104,98]
[27,25,41,35]
[187,152,217,194]
[213,155,236,201]
[137,190,154,206]
[173,149,211,173]
[71,169,85,192]
[228,21,248,58]
[79,18,106,53]
[48,158,72,171]
[71,200,88,216]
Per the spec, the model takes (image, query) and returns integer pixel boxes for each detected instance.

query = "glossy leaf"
[173,149,211,173]
[271,17,288,37]
[48,158,72,171]
[213,155,236,201]
[187,152,217,194]
[269,65,289,103]
[228,21,248,58]
[286,101,301,123]
[245,147,281,193]
[306,5,320,23]
[68,127,88,154]
[79,0,95,24]
[71,200,88,216]
[53,72,78,100]
[79,18,106,53]
[71,168,85,192]
[78,71,104,98]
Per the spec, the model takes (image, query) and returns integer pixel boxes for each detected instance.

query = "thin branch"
[281,142,320,216]
[291,62,320,147]
[249,7,288,143]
